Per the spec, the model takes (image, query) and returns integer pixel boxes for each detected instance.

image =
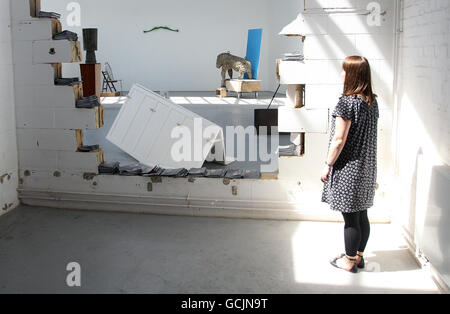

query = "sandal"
[356,252,365,269]
[330,254,358,273]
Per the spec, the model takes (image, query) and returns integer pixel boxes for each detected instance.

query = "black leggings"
[342,210,371,257]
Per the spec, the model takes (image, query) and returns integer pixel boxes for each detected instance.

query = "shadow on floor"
[360,249,421,273]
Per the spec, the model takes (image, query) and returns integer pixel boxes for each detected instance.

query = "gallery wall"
[42,0,396,100]
[0,0,19,216]
[40,0,398,204]
[42,0,274,91]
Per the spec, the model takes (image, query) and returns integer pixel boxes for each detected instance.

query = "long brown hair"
[343,56,377,106]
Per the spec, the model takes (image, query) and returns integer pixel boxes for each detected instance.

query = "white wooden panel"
[19,150,100,173]
[107,91,145,143]
[170,116,206,170]
[134,101,171,161]
[121,96,158,154]
[278,108,329,133]
[150,109,185,164]
[12,20,54,41]
[17,129,80,151]
[107,84,226,169]
[32,40,78,64]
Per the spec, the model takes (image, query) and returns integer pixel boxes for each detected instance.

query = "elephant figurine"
[216,52,253,87]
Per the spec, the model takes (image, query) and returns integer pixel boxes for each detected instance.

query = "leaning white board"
[107,84,228,169]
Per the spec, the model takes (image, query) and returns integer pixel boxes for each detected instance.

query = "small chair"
[102,62,123,94]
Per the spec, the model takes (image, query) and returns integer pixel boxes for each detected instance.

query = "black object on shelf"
[142,166,165,177]
[98,162,120,175]
[83,28,98,64]
[53,30,78,41]
[55,77,81,86]
[225,169,244,179]
[243,169,261,179]
[38,11,61,19]
[254,84,280,136]
[76,95,101,108]
[254,109,278,136]
[160,168,189,177]
[78,145,100,152]
[188,168,207,177]
[119,164,143,176]
[204,169,227,178]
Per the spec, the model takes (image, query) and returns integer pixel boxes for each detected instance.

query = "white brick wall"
[0,0,19,216]
[393,0,449,277]
[269,0,396,194]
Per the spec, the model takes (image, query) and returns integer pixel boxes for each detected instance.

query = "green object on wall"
[143,26,180,34]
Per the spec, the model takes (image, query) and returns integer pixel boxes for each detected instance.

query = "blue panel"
[244,28,263,80]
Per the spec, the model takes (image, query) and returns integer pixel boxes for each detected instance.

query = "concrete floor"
[0,206,440,294]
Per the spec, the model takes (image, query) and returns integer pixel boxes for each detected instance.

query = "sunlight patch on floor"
[291,222,439,293]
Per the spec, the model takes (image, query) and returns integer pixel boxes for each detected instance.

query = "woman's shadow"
[361,249,421,273]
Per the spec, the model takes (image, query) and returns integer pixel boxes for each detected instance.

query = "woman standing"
[321,56,379,273]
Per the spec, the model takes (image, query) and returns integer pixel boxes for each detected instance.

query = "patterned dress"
[321,95,379,213]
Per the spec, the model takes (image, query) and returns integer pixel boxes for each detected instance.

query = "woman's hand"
[321,165,332,183]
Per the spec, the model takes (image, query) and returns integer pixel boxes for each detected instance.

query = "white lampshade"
[279,15,306,37]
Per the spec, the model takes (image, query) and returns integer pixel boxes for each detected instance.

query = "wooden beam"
[216,88,227,98]
[76,130,84,148]
[226,79,261,93]
[95,106,105,128]
[51,63,62,80]
[72,41,82,63]
[101,92,121,97]
[51,18,62,36]
[29,0,41,17]
[261,172,279,180]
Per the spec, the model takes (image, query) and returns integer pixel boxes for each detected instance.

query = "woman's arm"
[327,117,352,166]
[321,117,352,182]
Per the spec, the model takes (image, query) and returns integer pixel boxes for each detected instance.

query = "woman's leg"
[342,212,361,257]
[358,210,371,254]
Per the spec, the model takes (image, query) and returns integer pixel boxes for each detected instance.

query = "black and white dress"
[321,95,379,213]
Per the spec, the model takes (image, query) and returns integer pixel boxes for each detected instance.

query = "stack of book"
[38,11,61,19]
[278,144,299,157]
[282,52,304,62]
